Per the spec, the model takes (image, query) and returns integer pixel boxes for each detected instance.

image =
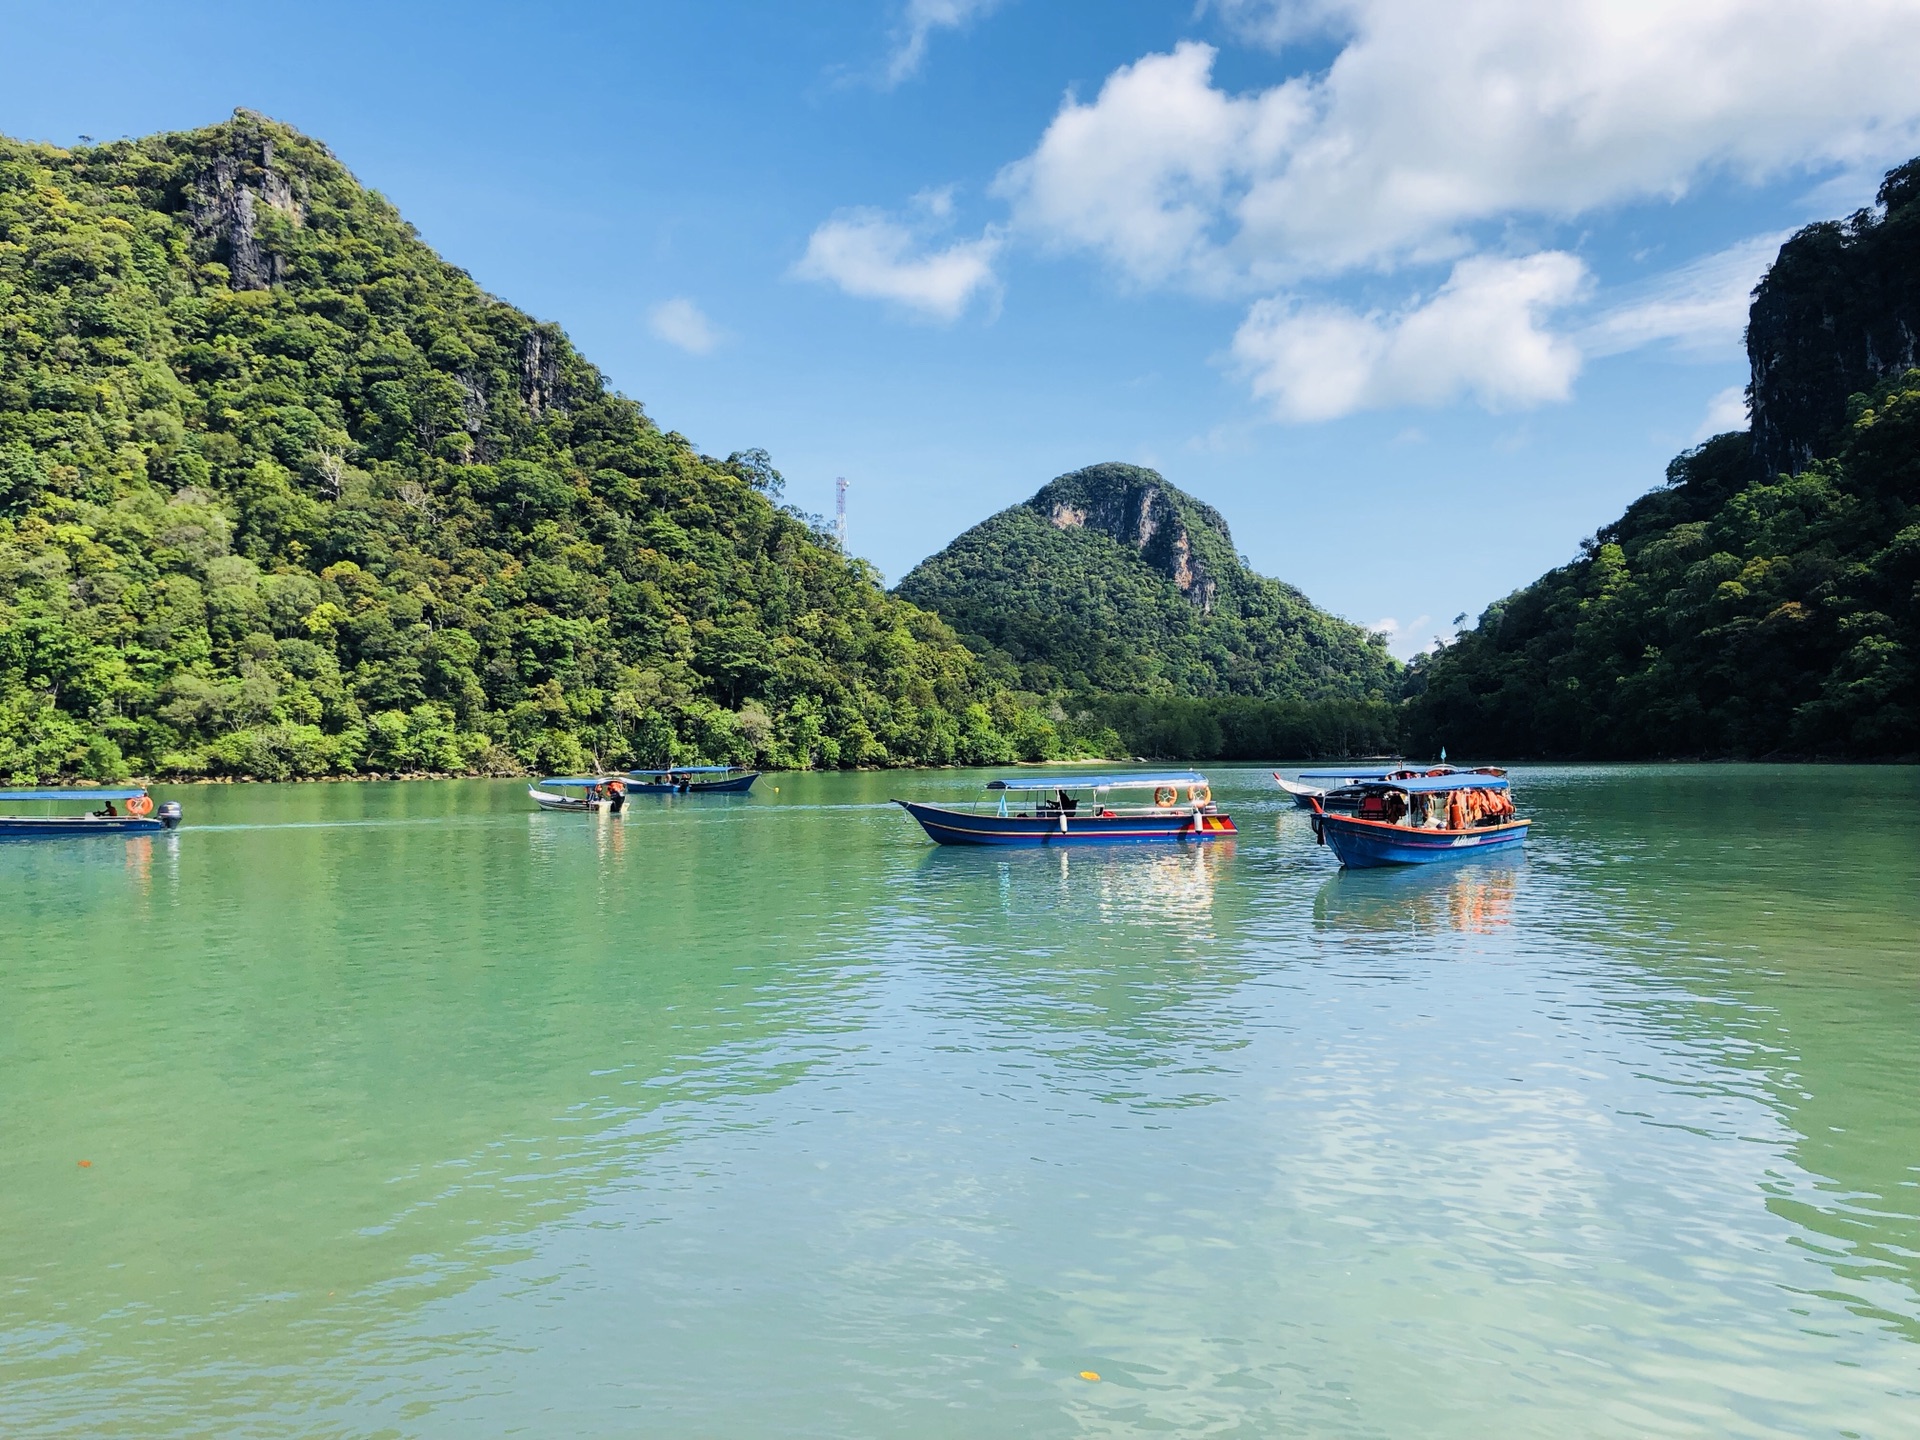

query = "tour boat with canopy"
[895,772,1236,846]
[0,786,182,838]
[1308,772,1527,867]
[527,777,628,812]
[624,765,759,795]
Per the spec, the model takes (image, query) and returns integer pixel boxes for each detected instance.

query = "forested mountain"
[0,112,1072,782]
[1408,159,1920,760]
[895,463,1399,703]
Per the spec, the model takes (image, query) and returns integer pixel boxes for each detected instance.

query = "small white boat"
[1273,774,1329,808]
[528,777,628,812]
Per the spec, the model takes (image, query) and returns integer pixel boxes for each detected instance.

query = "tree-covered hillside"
[0,112,1071,781]
[1408,160,1920,760]
[895,463,1398,703]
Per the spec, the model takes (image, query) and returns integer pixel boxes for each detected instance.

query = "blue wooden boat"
[0,787,182,839]
[1310,772,1527,868]
[528,777,628,812]
[625,765,759,795]
[896,772,1237,847]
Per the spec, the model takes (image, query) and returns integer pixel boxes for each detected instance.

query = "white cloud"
[1232,252,1589,421]
[1583,232,1788,358]
[885,0,1005,86]
[999,6,1920,288]
[796,205,1002,321]
[1693,385,1749,440]
[647,297,721,355]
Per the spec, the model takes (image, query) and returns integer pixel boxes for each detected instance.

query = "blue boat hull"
[897,799,1235,846]
[0,816,172,840]
[1318,813,1529,868]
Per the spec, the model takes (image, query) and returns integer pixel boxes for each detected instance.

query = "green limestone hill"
[1407,158,1920,760]
[0,111,1069,781]
[894,463,1398,701]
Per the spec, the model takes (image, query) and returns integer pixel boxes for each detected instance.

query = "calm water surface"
[2,766,1917,1437]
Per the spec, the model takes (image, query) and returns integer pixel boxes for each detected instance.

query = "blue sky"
[6,0,1920,655]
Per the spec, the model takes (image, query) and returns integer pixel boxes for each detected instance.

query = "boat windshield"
[980,773,1215,817]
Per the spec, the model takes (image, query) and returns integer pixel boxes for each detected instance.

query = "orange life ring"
[125,794,153,817]
[1189,782,1211,806]
[1153,785,1178,807]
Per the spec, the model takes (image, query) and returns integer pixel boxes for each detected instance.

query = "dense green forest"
[1408,160,1920,760]
[896,463,1399,703]
[1085,694,1402,762]
[0,112,1103,782]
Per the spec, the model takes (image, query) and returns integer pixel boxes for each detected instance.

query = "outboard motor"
[157,800,183,829]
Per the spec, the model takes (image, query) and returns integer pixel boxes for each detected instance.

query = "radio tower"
[835,477,849,551]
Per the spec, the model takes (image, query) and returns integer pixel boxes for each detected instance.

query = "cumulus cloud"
[647,297,721,355]
[796,204,1002,320]
[999,5,1920,287]
[1232,252,1589,421]
[822,2,1920,417]
[885,0,1005,86]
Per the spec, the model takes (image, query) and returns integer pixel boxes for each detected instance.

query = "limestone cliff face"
[185,112,309,291]
[1028,463,1228,613]
[1748,158,1920,477]
[177,110,570,437]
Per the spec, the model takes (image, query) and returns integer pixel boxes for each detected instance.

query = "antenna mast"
[835,477,848,551]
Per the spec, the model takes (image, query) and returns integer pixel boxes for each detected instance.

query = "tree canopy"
[1407,381,1920,758]
[895,462,1398,704]
[0,112,1080,781]
[1408,160,1920,761]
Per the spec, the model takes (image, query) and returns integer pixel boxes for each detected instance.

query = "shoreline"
[16,751,1919,789]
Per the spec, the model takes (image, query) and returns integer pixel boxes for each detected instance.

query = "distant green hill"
[894,463,1399,704]
[1407,159,1920,760]
[0,111,1073,781]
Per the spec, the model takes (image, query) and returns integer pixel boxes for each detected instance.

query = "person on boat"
[1384,792,1408,825]
[608,780,626,813]
[94,799,117,818]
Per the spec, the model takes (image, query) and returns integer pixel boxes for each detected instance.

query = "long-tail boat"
[0,786,182,838]
[625,765,759,794]
[1308,772,1527,867]
[895,772,1236,846]
[527,777,628,812]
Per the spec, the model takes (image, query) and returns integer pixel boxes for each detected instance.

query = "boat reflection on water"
[917,836,1234,935]
[1312,855,1520,936]
[1089,840,1232,934]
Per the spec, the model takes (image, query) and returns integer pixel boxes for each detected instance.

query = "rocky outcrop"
[184,111,307,290]
[520,324,568,418]
[1748,158,1920,477]
[1029,463,1226,612]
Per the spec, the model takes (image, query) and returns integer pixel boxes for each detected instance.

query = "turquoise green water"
[2,766,1917,1437]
